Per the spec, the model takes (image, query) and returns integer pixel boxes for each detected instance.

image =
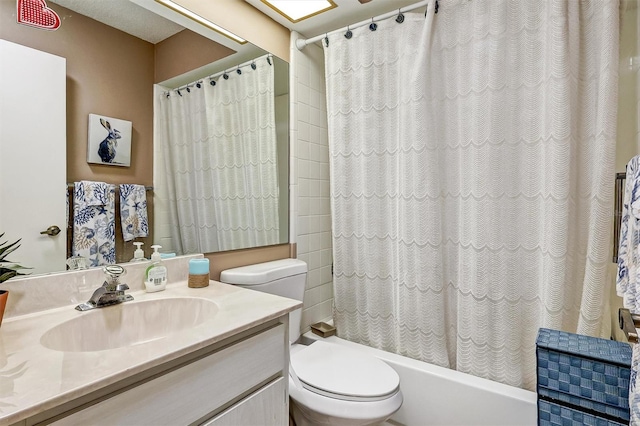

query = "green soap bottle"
[144,245,167,293]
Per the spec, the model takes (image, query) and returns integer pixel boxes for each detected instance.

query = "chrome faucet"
[75,265,134,311]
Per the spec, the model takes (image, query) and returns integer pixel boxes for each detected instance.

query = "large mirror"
[0,0,288,275]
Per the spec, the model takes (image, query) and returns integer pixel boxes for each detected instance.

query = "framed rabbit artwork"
[87,114,132,167]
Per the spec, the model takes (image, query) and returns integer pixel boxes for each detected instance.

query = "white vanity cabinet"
[204,378,287,425]
[35,321,288,426]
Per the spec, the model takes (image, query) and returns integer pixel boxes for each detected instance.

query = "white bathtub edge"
[302,331,537,426]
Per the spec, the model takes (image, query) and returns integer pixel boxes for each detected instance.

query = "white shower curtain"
[206,59,280,251]
[325,0,618,389]
[157,57,279,253]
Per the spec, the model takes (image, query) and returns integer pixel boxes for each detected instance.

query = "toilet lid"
[291,341,400,402]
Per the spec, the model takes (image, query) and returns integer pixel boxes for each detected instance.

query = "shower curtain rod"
[204,53,272,82]
[295,0,430,50]
[165,53,273,95]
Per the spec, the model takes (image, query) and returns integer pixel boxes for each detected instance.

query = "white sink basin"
[40,297,218,352]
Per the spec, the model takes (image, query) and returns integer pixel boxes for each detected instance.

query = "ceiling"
[243,0,421,38]
[49,0,184,44]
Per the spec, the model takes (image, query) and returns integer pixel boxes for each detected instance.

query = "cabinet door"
[51,325,285,426]
[203,377,287,426]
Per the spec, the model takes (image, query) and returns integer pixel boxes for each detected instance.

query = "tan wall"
[155,30,235,83]
[173,0,290,62]
[206,244,293,281]
[617,3,639,173]
[0,0,155,187]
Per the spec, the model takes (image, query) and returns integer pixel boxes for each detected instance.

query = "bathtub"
[302,332,537,426]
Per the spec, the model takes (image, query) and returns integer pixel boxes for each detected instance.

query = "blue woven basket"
[538,399,628,426]
[536,328,632,422]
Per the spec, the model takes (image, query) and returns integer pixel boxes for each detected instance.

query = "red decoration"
[17,0,61,30]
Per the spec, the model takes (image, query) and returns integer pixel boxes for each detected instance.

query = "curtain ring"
[396,8,404,23]
[186,87,190,93]
[210,80,216,86]
[369,18,377,31]
[345,25,352,39]
[236,67,242,75]
[176,89,182,97]
[435,0,439,14]
[267,56,272,65]
[196,82,201,89]
[223,72,229,80]
[324,33,329,47]
[251,61,257,70]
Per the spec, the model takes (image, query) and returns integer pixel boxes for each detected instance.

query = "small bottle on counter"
[144,245,167,293]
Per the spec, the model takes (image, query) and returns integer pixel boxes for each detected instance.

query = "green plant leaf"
[0,234,29,283]
[0,271,18,283]
[4,264,31,270]
[0,240,21,262]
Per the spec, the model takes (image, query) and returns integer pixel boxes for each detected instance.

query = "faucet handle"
[103,265,127,291]
[104,264,126,281]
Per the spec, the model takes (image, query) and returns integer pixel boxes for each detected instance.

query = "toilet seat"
[291,341,400,402]
[289,342,403,425]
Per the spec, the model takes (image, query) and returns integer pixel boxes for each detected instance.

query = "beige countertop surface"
[0,281,301,425]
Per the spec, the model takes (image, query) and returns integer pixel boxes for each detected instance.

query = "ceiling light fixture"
[155,0,246,44]
[261,0,337,23]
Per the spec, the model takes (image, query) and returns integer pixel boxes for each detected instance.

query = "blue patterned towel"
[72,181,116,266]
[616,155,640,425]
[119,184,149,242]
[618,156,640,309]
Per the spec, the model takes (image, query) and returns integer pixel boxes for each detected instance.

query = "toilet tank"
[220,259,307,343]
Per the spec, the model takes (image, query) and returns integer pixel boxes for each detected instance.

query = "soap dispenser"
[130,242,146,262]
[144,245,167,293]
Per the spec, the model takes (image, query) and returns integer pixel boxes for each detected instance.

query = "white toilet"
[220,259,403,426]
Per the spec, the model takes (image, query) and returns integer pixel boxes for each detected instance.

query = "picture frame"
[87,113,132,167]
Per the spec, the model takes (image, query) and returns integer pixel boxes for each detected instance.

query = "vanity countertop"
[0,281,301,425]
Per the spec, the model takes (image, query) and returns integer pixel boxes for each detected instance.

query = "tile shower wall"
[290,32,334,332]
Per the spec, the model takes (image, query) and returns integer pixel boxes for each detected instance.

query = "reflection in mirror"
[0,0,288,276]
[154,54,289,254]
